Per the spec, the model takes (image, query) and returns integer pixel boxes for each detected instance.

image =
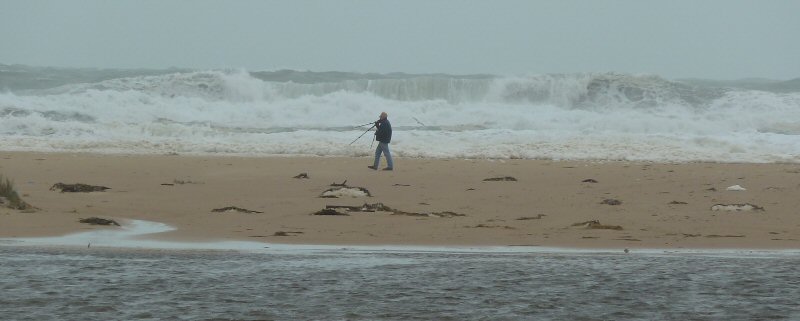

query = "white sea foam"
[321,187,370,198]
[3,219,798,257]
[711,203,763,212]
[1,70,799,162]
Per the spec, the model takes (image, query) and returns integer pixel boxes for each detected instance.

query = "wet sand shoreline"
[2,151,799,249]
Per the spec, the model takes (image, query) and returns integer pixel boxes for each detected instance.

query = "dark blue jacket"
[375,118,392,143]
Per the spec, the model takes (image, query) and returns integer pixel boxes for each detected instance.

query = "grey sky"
[2,0,799,79]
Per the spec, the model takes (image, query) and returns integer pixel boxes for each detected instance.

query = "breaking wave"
[1,66,799,162]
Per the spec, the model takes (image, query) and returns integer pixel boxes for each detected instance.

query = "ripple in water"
[1,247,799,320]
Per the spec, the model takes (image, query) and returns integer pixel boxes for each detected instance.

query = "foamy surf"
[2,219,798,258]
[2,67,799,162]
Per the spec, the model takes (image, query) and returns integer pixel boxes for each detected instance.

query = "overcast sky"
[2,0,798,79]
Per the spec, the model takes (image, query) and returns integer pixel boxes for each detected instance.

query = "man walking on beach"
[368,112,393,171]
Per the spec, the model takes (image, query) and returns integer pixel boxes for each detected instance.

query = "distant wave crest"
[25,69,732,110]
[1,65,799,162]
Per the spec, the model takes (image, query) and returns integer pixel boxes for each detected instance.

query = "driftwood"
[582,179,598,183]
[483,176,517,182]
[330,180,348,187]
[293,173,309,179]
[79,217,120,226]
[50,183,110,193]
[211,206,264,214]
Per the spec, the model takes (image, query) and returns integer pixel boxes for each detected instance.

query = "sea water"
[1,65,799,162]
[3,66,800,320]
[1,246,799,321]
[2,222,800,320]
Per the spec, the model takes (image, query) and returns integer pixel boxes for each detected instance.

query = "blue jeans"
[373,142,393,169]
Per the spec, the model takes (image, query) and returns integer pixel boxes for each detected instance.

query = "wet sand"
[1,151,799,249]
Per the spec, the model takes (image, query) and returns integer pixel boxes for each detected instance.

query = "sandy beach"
[1,151,799,249]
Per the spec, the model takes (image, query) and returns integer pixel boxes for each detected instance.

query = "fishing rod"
[349,122,377,145]
[354,121,375,128]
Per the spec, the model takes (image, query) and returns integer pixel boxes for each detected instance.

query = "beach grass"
[0,174,31,210]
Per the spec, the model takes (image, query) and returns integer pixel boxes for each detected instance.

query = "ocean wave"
[23,70,729,109]
[1,67,799,162]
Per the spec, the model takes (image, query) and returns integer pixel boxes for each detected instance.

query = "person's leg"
[382,143,393,169]
[371,144,383,169]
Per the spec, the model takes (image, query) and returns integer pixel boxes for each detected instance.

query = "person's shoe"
[367,166,377,170]
[382,167,393,171]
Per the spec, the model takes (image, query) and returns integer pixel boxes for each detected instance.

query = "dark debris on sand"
[211,206,264,214]
[483,176,517,182]
[273,231,304,236]
[466,224,515,229]
[313,208,350,216]
[50,183,110,193]
[79,217,120,226]
[315,202,465,218]
[571,220,623,230]
[516,214,547,220]
[705,234,745,238]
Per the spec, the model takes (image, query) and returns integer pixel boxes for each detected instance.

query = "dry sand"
[1,151,799,249]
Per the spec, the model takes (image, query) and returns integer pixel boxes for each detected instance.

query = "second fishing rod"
[349,120,378,146]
